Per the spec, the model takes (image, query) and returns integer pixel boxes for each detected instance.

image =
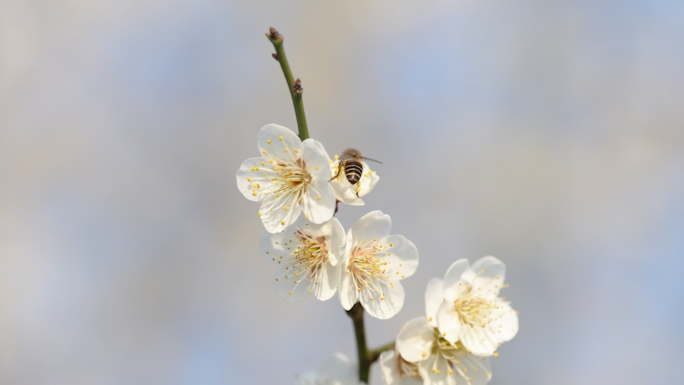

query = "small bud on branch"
[293,78,303,94]
[272,53,279,61]
[269,26,282,40]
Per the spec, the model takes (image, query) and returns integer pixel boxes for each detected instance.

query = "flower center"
[270,158,312,199]
[429,328,490,380]
[293,229,329,280]
[453,289,497,329]
[347,240,391,300]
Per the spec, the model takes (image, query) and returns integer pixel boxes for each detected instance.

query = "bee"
[329,148,382,185]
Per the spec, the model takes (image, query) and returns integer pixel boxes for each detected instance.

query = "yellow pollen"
[283,148,289,152]
[278,136,283,141]
[281,221,285,225]
[449,370,453,375]
[494,353,499,357]
[317,196,321,200]
[294,149,299,153]
[261,161,265,166]
[315,166,319,170]
[335,155,339,160]
[283,206,288,211]
[262,150,268,155]
[247,177,252,182]
[421,352,426,357]
[481,269,485,273]
[267,139,272,144]
[288,291,291,295]
[258,212,262,217]
[275,278,278,281]
[252,192,257,196]
[305,215,309,219]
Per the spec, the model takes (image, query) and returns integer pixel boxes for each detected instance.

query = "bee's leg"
[334,200,340,215]
[328,163,343,182]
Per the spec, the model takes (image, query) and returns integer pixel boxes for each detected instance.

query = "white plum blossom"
[296,352,360,385]
[261,216,346,303]
[236,124,336,233]
[330,156,380,206]
[395,279,492,385]
[379,349,422,385]
[338,210,419,319]
[435,257,519,356]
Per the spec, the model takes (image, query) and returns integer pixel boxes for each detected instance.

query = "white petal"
[436,300,462,345]
[338,268,358,310]
[313,260,341,301]
[235,157,277,202]
[260,191,303,233]
[459,324,498,357]
[317,352,357,385]
[273,263,312,303]
[357,161,380,198]
[456,355,492,385]
[470,256,506,297]
[396,317,434,363]
[257,124,303,162]
[331,179,365,206]
[381,235,419,278]
[379,350,401,385]
[425,278,444,327]
[485,299,519,344]
[259,231,290,264]
[360,279,404,320]
[418,351,455,385]
[442,259,471,302]
[302,139,333,180]
[302,177,336,224]
[350,210,392,245]
[327,218,346,266]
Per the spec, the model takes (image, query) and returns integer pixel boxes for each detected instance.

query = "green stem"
[265,28,310,140]
[346,303,396,384]
[347,303,371,383]
[369,341,396,363]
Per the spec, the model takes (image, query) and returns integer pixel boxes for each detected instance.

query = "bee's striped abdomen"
[344,160,363,185]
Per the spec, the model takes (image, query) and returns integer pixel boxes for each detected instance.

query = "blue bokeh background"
[1,1,683,384]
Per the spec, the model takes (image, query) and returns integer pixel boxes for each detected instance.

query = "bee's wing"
[361,156,383,164]
[338,154,354,162]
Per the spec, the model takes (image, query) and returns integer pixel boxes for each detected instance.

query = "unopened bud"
[272,53,279,61]
[293,78,303,94]
[269,27,282,40]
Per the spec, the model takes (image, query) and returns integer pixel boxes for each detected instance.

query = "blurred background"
[1,0,683,384]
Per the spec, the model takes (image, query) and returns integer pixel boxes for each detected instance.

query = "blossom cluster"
[237,124,518,384]
[380,256,518,385]
[237,124,418,319]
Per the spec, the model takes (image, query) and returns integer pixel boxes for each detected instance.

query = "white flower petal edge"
[425,278,444,328]
[297,352,359,385]
[337,210,419,319]
[236,124,336,233]
[330,158,380,206]
[261,216,345,303]
[436,256,519,356]
[396,317,434,363]
[379,349,422,385]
